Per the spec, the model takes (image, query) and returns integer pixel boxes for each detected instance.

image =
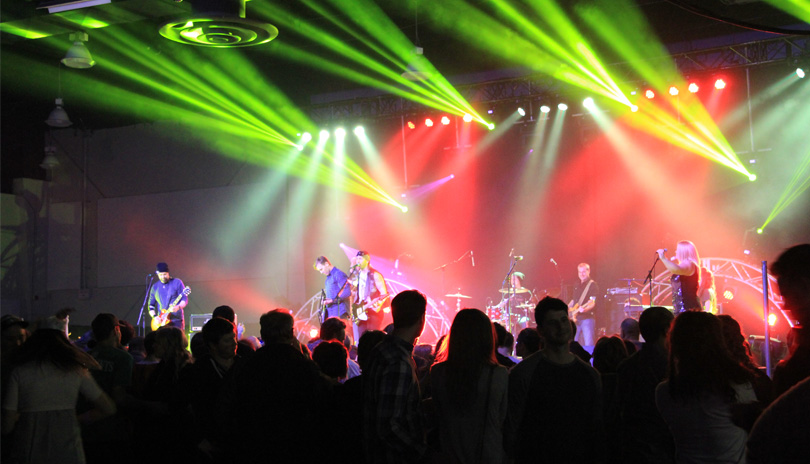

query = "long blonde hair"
[676,240,701,283]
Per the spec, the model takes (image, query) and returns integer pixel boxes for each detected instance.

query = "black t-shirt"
[571,279,600,321]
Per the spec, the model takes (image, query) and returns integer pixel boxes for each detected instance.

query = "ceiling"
[1,0,806,188]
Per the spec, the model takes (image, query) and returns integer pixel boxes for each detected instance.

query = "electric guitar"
[568,296,595,323]
[351,294,391,323]
[150,286,191,331]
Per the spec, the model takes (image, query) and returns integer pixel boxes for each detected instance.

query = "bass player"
[350,250,390,342]
[148,262,189,331]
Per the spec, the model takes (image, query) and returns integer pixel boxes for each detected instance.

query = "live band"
[148,241,715,344]
[312,250,607,346]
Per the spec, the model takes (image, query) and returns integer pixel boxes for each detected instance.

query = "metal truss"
[638,257,790,326]
[307,36,810,124]
[293,279,451,345]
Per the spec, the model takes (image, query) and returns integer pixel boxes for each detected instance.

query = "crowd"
[1,243,808,464]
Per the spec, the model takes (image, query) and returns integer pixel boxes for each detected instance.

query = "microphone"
[656,248,668,255]
[471,250,475,267]
[509,248,514,258]
[514,255,524,261]
[550,258,557,266]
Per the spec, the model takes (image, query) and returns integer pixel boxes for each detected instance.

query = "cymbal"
[445,292,472,299]
[499,287,531,294]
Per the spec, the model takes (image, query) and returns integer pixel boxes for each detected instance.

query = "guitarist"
[148,262,188,331]
[350,250,390,342]
[313,255,352,322]
[567,263,600,347]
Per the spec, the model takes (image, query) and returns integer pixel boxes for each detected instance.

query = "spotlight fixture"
[462,114,473,122]
[645,89,655,99]
[797,68,806,79]
[407,121,416,129]
[630,105,639,113]
[440,116,450,125]
[353,126,364,136]
[300,132,312,143]
[756,228,763,234]
[61,31,95,69]
[425,118,434,127]
[45,98,72,127]
[160,0,278,47]
[669,86,679,96]
[748,173,757,182]
[318,130,329,139]
[714,78,726,90]
[583,97,595,110]
[335,128,346,138]
[557,103,568,111]
[517,107,526,117]
[539,105,551,114]
[688,82,699,93]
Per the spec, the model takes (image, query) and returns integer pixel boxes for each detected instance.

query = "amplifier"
[190,313,213,332]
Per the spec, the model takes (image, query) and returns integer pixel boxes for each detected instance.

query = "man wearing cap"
[351,251,390,341]
[148,262,189,331]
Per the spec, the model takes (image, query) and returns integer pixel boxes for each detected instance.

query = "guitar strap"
[576,280,594,307]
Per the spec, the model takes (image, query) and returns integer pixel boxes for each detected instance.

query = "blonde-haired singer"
[656,241,702,314]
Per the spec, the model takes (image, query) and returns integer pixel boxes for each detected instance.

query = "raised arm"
[657,249,695,276]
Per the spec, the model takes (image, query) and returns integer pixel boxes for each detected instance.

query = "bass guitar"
[351,294,391,323]
[151,286,191,331]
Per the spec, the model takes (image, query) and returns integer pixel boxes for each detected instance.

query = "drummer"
[490,272,534,326]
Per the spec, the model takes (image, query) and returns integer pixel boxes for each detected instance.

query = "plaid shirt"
[363,334,427,464]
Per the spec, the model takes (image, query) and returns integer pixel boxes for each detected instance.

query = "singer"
[656,241,702,315]
[314,256,352,321]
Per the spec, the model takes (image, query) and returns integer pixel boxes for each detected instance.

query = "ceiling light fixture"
[62,31,95,69]
[160,0,278,48]
[46,65,72,128]
[46,98,73,127]
[40,0,111,14]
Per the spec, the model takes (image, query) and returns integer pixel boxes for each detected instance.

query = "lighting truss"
[307,36,810,124]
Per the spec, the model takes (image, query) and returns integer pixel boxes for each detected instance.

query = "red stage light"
[425,118,434,127]
[669,86,679,96]
[688,82,699,93]
[407,121,415,129]
[645,89,655,99]
[440,116,450,125]
[715,78,726,90]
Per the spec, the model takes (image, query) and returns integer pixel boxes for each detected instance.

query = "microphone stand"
[502,258,519,334]
[551,260,564,301]
[335,266,357,322]
[643,254,660,309]
[433,251,471,297]
[137,274,155,336]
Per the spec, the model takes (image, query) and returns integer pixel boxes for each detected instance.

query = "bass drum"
[487,305,504,325]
